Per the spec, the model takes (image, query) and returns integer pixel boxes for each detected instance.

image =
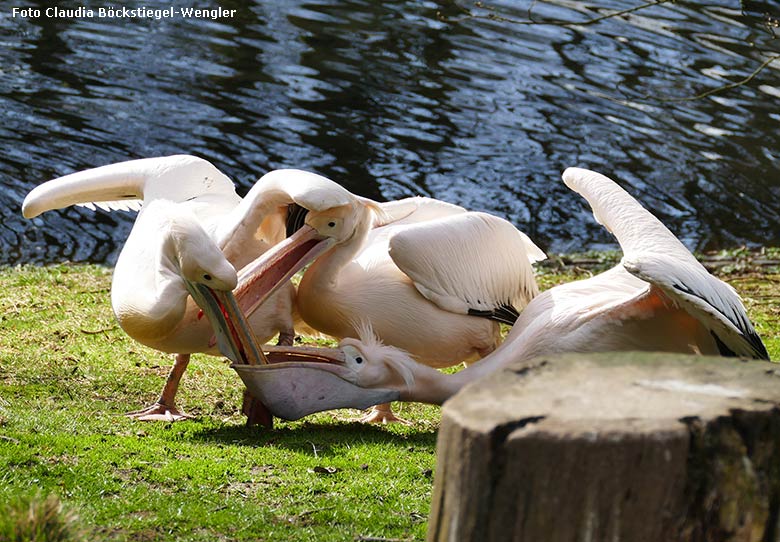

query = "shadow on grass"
[186,418,438,455]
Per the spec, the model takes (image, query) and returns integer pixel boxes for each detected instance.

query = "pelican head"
[227,174,383,318]
[169,213,237,293]
[149,200,271,366]
[229,325,433,420]
[304,201,375,245]
[336,325,417,391]
[117,199,267,365]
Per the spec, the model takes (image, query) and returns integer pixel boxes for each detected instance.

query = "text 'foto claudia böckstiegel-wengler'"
[10,6,238,20]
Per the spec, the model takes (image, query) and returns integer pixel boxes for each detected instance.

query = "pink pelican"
[292,192,545,421]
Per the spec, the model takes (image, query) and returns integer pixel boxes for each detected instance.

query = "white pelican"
[227,167,770,419]
[21,155,353,422]
[293,193,545,421]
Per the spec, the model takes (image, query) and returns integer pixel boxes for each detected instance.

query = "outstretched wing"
[22,155,239,226]
[388,211,545,324]
[563,167,769,360]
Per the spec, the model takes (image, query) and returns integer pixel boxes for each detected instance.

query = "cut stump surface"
[428,352,780,542]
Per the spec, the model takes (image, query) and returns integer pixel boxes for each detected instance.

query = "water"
[2,0,779,265]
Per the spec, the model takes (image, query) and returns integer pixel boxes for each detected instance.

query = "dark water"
[2,0,779,265]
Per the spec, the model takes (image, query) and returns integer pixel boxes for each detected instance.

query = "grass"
[1,255,778,541]
[1,493,81,542]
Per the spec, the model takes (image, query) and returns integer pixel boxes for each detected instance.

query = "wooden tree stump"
[427,352,780,542]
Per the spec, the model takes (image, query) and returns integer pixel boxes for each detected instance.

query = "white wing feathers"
[376,196,466,227]
[516,230,547,264]
[563,167,768,360]
[23,160,145,218]
[77,200,143,213]
[562,167,697,263]
[388,212,544,321]
[623,254,768,359]
[22,155,239,220]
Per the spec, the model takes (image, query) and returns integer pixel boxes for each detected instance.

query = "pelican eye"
[355,356,363,364]
[328,221,336,228]
[203,274,213,281]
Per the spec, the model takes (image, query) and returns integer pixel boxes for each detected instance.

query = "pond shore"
[541,247,780,274]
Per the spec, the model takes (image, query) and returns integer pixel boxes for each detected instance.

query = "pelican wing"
[77,200,143,213]
[624,254,768,359]
[214,168,357,251]
[375,196,466,227]
[563,167,769,360]
[388,212,545,323]
[22,155,239,225]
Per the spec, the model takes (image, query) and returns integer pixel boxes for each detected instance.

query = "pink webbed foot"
[357,403,413,425]
[127,353,192,422]
[126,402,193,422]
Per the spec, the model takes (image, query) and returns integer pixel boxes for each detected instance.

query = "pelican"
[293,192,545,421]
[21,155,352,421]
[227,167,770,419]
[297,199,545,364]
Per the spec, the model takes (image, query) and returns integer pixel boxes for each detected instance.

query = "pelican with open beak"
[190,259,401,422]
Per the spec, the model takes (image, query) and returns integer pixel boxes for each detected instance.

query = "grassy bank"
[0,256,777,541]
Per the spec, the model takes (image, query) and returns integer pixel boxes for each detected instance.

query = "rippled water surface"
[2,0,779,265]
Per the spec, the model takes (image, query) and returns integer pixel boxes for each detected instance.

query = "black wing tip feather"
[673,283,769,361]
[468,303,520,326]
[710,331,738,358]
[710,330,770,361]
[747,331,770,361]
[286,203,308,237]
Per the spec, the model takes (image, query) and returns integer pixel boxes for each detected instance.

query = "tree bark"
[428,352,780,542]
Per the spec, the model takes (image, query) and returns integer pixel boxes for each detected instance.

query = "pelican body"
[288,188,544,423]
[296,198,545,367]
[22,156,297,354]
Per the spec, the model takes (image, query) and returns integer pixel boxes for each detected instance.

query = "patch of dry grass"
[0,493,81,542]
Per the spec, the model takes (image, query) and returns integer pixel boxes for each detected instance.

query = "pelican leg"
[277,329,295,346]
[239,330,297,429]
[238,328,297,428]
[241,389,272,428]
[358,403,412,425]
[127,353,193,422]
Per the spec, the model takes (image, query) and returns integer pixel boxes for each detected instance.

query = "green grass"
[0,264,437,541]
[1,257,778,541]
